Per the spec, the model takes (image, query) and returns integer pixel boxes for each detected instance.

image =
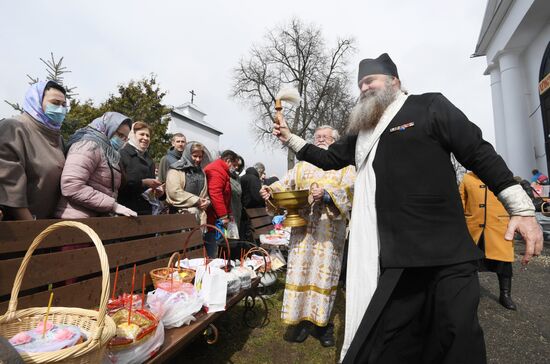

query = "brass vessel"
[270,189,310,227]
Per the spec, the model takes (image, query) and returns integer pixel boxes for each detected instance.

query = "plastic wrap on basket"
[104,320,164,364]
[146,288,202,329]
[233,266,253,289]
[225,270,241,296]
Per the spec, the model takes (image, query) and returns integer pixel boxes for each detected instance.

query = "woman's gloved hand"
[113,203,138,217]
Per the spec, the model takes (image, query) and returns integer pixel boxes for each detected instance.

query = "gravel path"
[478,242,550,363]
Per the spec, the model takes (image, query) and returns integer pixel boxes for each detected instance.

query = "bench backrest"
[245,208,273,241]
[0,214,202,314]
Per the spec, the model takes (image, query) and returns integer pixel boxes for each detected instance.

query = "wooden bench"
[245,207,273,243]
[0,214,263,363]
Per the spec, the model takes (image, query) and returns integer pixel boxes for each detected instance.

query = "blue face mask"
[44,103,67,126]
[110,136,124,150]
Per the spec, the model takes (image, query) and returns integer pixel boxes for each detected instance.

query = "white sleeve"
[285,134,307,153]
[497,184,536,217]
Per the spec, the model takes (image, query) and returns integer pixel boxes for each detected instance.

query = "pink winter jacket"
[55,140,122,218]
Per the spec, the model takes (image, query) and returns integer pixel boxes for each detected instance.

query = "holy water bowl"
[270,189,310,227]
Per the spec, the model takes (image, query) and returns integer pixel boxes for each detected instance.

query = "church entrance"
[540,41,550,172]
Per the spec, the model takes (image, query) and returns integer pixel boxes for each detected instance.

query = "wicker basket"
[150,252,195,289]
[0,221,117,363]
[182,224,232,271]
[243,247,272,273]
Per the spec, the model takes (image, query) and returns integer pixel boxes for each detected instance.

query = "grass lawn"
[174,276,346,364]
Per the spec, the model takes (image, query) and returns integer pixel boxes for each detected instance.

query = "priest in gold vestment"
[261,125,355,347]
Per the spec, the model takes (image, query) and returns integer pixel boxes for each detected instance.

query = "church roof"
[170,102,223,135]
[473,0,514,57]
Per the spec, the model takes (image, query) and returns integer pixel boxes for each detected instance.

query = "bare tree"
[232,18,355,169]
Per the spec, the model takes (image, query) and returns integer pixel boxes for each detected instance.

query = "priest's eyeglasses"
[314,135,334,142]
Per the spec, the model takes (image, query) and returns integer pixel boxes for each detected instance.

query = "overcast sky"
[0,0,493,178]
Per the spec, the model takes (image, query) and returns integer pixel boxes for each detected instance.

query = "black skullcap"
[357,53,399,83]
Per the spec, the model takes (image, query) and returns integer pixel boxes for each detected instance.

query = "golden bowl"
[271,189,310,227]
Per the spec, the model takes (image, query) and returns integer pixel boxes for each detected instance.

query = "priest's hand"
[310,186,325,202]
[273,113,291,143]
[259,186,272,201]
[505,216,543,265]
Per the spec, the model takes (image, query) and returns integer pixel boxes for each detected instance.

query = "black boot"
[498,274,517,311]
[284,321,312,343]
[313,323,335,347]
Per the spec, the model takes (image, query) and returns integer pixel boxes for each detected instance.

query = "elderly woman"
[166,142,210,223]
[118,121,163,215]
[0,80,67,220]
[55,112,137,218]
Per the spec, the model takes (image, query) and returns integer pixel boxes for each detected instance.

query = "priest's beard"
[346,80,398,134]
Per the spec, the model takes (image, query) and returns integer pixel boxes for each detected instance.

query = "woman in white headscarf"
[166,141,211,223]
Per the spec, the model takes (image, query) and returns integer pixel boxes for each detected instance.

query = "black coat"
[240,167,265,208]
[118,143,156,215]
[296,93,516,268]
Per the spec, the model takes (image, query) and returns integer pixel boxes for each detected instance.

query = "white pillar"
[498,51,534,178]
[488,65,507,161]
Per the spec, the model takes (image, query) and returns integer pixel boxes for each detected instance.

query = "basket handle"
[243,246,272,272]
[182,224,231,270]
[167,252,182,271]
[1,221,111,343]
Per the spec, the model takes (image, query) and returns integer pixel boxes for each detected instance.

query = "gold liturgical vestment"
[269,161,355,326]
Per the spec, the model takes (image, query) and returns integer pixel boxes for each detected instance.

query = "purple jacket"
[55,140,122,218]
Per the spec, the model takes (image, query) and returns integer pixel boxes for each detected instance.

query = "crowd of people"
[0,53,546,364]
[0,81,278,250]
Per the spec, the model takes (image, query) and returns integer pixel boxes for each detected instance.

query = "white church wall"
[167,117,221,157]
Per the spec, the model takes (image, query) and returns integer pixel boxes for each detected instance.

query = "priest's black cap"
[358,53,399,83]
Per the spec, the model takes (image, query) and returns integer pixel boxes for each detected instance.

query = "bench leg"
[203,324,219,344]
[243,286,269,328]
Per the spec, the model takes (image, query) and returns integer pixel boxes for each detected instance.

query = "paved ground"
[478,242,550,363]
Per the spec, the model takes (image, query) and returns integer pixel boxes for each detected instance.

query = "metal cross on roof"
[189,89,196,104]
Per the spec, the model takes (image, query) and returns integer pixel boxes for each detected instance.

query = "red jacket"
[204,158,232,226]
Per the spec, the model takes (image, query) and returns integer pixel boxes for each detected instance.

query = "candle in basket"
[112,265,119,300]
[128,264,136,325]
[141,273,146,309]
[42,284,54,338]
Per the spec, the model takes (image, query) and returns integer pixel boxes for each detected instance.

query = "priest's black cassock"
[295,92,515,363]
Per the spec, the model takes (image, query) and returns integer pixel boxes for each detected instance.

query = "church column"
[498,51,534,178]
[488,64,507,161]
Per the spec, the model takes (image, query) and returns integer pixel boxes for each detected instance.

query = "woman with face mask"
[0,81,67,220]
[55,112,137,218]
[118,121,163,215]
[166,142,211,223]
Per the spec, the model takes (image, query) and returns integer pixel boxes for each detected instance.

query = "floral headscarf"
[66,112,132,166]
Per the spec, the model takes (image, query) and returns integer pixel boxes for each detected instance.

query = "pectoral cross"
[189,90,196,104]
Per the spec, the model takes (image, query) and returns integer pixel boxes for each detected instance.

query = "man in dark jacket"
[272,53,543,364]
[158,133,187,183]
[241,166,265,208]
[240,165,265,242]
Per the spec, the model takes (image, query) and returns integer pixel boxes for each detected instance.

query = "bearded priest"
[272,53,542,364]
